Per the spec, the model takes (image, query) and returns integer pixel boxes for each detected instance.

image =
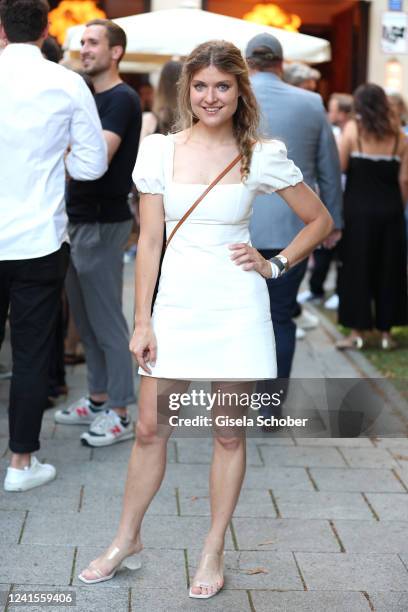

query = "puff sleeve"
[132,133,166,195]
[255,140,303,194]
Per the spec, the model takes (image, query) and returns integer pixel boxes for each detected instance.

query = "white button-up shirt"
[0,44,108,260]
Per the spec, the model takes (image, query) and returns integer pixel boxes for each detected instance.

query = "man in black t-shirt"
[55,20,141,447]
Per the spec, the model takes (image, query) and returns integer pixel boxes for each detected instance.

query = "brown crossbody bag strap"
[165,152,243,251]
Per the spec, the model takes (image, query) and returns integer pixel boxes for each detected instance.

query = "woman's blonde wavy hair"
[175,40,260,180]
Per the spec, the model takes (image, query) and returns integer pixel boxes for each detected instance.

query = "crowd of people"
[1,0,408,601]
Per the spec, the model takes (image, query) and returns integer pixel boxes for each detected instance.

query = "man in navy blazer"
[246,34,342,402]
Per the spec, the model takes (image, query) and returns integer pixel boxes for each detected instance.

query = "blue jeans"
[258,251,308,416]
[260,250,308,378]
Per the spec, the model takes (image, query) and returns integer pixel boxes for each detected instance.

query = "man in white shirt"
[0,0,108,492]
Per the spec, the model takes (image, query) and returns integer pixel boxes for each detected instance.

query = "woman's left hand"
[229,243,271,278]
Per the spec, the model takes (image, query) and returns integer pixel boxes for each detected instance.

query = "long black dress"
[338,134,408,331]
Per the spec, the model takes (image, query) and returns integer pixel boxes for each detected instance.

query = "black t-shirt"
[67,83,141,223]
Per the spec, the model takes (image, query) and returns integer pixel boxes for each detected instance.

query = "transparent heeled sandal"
[335,335,364,350]
[380,337,397,350]
[78,545,142,585]
[189,552,225,600]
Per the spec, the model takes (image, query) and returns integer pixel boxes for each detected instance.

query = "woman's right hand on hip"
[130,323,157,374]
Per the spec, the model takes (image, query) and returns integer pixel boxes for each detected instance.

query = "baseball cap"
[245,33,283,61]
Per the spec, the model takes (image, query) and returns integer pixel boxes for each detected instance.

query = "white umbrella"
[65,7,331,73]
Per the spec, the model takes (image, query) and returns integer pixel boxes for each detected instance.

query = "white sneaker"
[80,410,134,447]
[295,326,306,340]
[324,294,339,310]
[4,456,56,492]
[296,290,323,304]
[297,291,323,305]
[298,290,312,304]
[294,310,319,331]
[54,396,105,425]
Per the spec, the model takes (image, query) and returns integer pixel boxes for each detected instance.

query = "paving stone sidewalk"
[1,263,408,612]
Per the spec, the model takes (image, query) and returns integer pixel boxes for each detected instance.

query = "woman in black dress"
[337,83,408,350]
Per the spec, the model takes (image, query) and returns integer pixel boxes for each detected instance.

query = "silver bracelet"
[269,255,288,277]
[268,260,281,279]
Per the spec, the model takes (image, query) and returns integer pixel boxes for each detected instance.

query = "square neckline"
[168,133,243,187]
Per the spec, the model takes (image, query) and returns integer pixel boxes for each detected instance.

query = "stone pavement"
[1,263,408,612]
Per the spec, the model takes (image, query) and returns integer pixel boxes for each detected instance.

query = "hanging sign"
[382,11,408,53]
[388,0,403,10]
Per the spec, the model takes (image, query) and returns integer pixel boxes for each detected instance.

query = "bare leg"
[10,453,30,469]
[114,377,179,542]
[79,376,187,581]
[190,381,252,597]
[349,329,364,341]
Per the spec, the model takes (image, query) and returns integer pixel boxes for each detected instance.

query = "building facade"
[58,0,408,94]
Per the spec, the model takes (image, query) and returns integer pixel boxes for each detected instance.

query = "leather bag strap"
[165,152,243,251]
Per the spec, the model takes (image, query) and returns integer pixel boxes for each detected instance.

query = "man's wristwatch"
[269,255,289,276]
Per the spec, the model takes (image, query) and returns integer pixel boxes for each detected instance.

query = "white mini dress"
[132,134,303,380]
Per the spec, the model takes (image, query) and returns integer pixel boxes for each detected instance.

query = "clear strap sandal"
[335,335,364,350]
[78,545,142,584]
[189,552,224,599]
[380,337,397,350]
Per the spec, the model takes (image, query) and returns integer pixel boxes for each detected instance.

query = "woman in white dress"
[78,40,333,598]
